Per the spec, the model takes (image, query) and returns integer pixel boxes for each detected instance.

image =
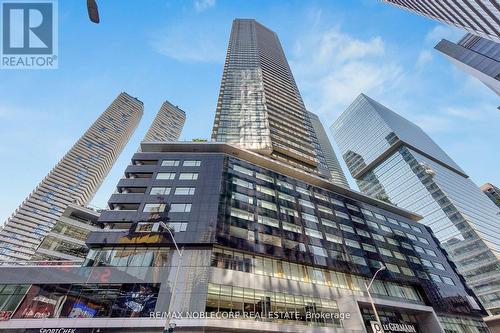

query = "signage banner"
[371,320,417,333]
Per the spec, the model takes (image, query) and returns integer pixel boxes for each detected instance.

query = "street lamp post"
[364,265,386,331]
[159,222,184,333]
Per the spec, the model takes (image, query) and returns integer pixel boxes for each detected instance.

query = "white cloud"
[291,28,403,120]
[416,50,433,69]
[425,24,464,45]
[194,0,215,12]
[150,24,225,63]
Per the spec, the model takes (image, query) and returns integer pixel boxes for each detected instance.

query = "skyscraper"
[308,111,349,188]
[383,0,500,43]
[143,100,186,142]
[481,182,500,208]
[0,19,490,333]
[332,93,500,315]
[435,33,500,95]
[211,19,320,174]
[0,92,143,261]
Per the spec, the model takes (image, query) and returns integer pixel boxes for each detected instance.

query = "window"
[256,173,274,183]
[282,222,302,233]
[302,213,319,223]
[331,198,344,207]
[156,172,175,180]
[367,221,379,229]
[411,226,422,233]
[401,267,414,276]
[339,224,354,233]
[406,233,417,241]
[399,221,410,229]
[299,199,314,209]
[386,238,398,246]
[233,178,253,189]
[179,173,198,180]
[345,203,359,211]
[280,207,298,217]
[276,180,293,190]
[345,239,360,249]
[143,203,166,213]
[183,160,201,167]
[232,192,253,204]
[136,222,159,232]
[401,242,413,250]
[305,228,323,239]
[379,248,392,257]
[296,187,310,196]
[175,187,195,195]
[161,160,180,166]
[356,229,370,238]
[393,251,405,260]
[233,165,253,176]
[256,185,275,196]
[372,234,385,242]
[325,233,342,244]
[168,222,188,232]
[380,225,392,233]
[429,274,442,283]
[351,216,365,224]
[150,187,171,195]
[387,217,398,225]
[257,215,279,228]
[170,203,192,213]
[352,256,367,266]
[425,249,437,257]
[259,233,282,247]
[231,208,254,221]
[278,192,295,203]
[418,237,429,245]
[394,230,405,237]
[414,246,425,254]
[416,271,428,279]
[386,263,400,273]
[362,243,377,253]
[374,213,386,221]
[313,192,329,202]
[433,262,445,270]
[335,211,350,220]
[361,208,373,217]
[309,245,327,257]
[442,277,455,285]
[317,205,333,215]
[258,199,277,211]
[408,256,421,264]
[321,218,337,228]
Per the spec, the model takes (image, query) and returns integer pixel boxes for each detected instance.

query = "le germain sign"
[371,321,417,333]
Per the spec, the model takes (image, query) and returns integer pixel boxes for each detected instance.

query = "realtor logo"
[1,0,58,69]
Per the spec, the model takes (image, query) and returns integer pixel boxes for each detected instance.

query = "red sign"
[0,310,12,321]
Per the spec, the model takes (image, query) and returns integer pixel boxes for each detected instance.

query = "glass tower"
[143,100,186,142]
[211,19,321,174]
[383,0,500,43]
[0,92,143,261]
[308,111,349,188]
[435,33,500,96]
[332,93,500,315]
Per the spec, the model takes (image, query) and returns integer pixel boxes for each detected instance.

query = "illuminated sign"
[0,310,12,321]
[371,321,417,333]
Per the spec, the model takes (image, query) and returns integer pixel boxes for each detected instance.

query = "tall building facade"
[481,183,500,208]
[383,0,500,43]
[0,92,143,261]
[143,100,186,142]
[32,204,101,263]
[332,93,500,315]
[0,142,489,332]
[308,111,350,188]
[0,19,491,333]
[211,19,320,174]
[435,33,500,95]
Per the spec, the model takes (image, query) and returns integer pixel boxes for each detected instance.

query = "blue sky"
[1,0,499,223]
